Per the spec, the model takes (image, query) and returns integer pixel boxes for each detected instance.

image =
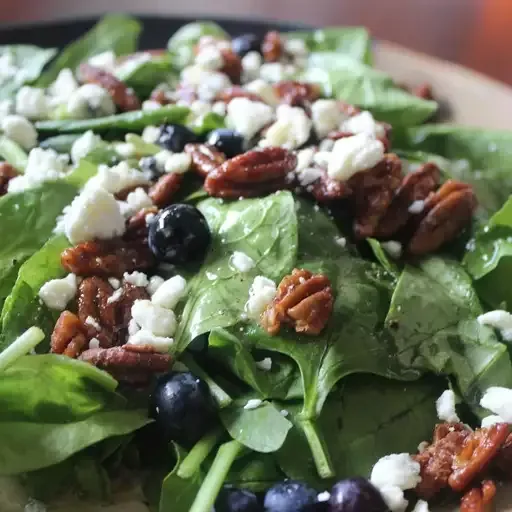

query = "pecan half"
[184,143,226,177]
[303,169,350,202]
[149,172,184,208]
[0,162,18,196]
[204,147,296,198]
[262,31,283,62]
[219,48,243,84]
[262,268,333,336]
[407,180,477,256]
[273,80,321,107]
[460,480,496,512]
[61,238,155,277]
[79,63,141,112]
[215,86,262,103]
[51,311,89,358]
[125,206,159,240]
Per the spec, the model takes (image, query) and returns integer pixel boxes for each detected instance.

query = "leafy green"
[39,134,81,153]
[0,136,28,172]
[36,14,141,87]
[0,45,57,100]
[125,133,160,156]
[35,104,189,134]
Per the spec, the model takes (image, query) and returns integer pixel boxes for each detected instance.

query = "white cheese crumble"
[88,337,100,350]
[47,68,79,106]
[244,79,280,106]
[107,288,124,304]
[477,310,512,341]
[142,100,162,111]
[88,51,116,71]
[151,275,187,310]
[436,389,460,423]
[38,274,77,311]
[0,52,19,84]
[15,86,48,120]
[165,152,192,174]
[327,133,385,181]
[131,299,177,337]
[195,46,224,71]
[480,386,512,422]
[417,441,429,453]
[377,485,408,512]
[243,398,263,410]
[241,51,262,82]
[60,187,126,244]
[381,241,403,260]
[108,277,121,289]
[227,98,274,139]
[408,199,425,214]
[259,62,289,83]
[370,453,421,491]
[121,187,153,217]
[70,130,102,164]
[317,491,331,503]
[481,415,505,428]
[0,99,13,121]
[295,148,316,172]
[147,275,165,296]
[127,329,174,352]
[212,101,227,116]
[84,316,101,331]
[262,104,311,150]
[1,114,37,149]
[412,500,430,512]
[67,84,116,118]
[255,357,272,371]
[124,271,149,288]
[142,125,161,144]
[311,99,346,138]
[128,318,140,336]
[85,161,149,194]
[230,251,256,273]
[285,38,308,57]
[245,276,277,319]
[339,111,385,139]
[334,236,347,248]
[297,167,323,187]
[114,142,136,159]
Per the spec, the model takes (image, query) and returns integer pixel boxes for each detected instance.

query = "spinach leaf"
[35,105,189,134]
[225,452,284,492]
[301,54,437,126]
[0,45,57,100]
[35,14,141,88]
[0,136,28,172]
[175,191,298,350]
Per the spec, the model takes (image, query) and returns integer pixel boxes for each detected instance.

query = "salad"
[1,13,512,512]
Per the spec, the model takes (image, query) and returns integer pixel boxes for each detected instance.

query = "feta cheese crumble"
[378,486,408,512]
[370,453,421,491]
[85,161,149,194]
[412,500,430,512]
[88,338,100,350]
[241,51,262,82]
[70,130,102,163]
[262,104,311,150]
[147,275,165,296]
[195,46,224,71]
[339,111,385,139]
[108,277,121,289]
[436,389,460,423]
[164,152,192,174]
[381,241,403,260]
[124,271,149,288]
[244,79,280,106]
[84,316,101,331]
[311,99,346,138]
[124,187,154,215]
[230,251,256,273]
[67,84,116,118]
[151,275,187,310]
[243,398,263,410]
[481,415,505,428]
[480,386,512,422]
[1,114,37,150]
[255,357,272,371]
[131,299,177,337]
[15,86,48,120]
[107,288,124,304]
[408,199,425,215]
[142,125,161,144]
[88,51,116,71]
[245,276,277,319]
[47,68,79,106]
[39,274,77,311]
[227,98,274,139]
[477,310,512,341]
[127,330,174,352]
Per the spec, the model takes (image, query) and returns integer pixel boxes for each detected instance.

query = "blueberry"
[139,156,163,181]
[328,478,387,512]
[264,481,317,512]
[206,129,246,158]
[148,204,211,264]
[149,371,216,446]
[157,124,198,152]
[216,486,261,512]
[232,34,262,58]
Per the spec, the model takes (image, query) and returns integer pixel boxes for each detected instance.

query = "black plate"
[0,15,306,49]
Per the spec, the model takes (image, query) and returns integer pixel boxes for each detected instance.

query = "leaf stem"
[177,426,224,479]
[0,327,45,372]
[299,418,335,479]
[180,353,232,408]
[189,440,244,512]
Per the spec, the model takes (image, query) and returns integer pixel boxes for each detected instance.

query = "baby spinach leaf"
[0,136,28,172]
[225,452,284,492]
[36,14,141,87]
[35,105,190,134]
[0,45,57,100]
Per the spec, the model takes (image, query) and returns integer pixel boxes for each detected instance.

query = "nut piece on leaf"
[0,162,18,196]
[184,143,226,177]
[51,310,89,358]
[149,172,184,208]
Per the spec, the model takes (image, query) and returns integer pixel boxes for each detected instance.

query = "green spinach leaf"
[0,136,28,172]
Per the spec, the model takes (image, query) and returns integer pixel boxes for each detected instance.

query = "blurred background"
[1,0,512,85]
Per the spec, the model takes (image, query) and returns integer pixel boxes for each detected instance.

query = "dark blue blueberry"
[264,481,317,512]
[215,486,261,512]
[328,478,387,512]
[148,204,211,264]
[206,129,247,158]
[149,371,216,446]
[139,156,164,181]
[232,34,262,58]
[157,124,198,152]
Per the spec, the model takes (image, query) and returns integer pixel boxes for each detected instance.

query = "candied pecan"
[348,153,403,239]
[262,31,283,62]
[219,48,243,84]
[204,147,296,198]
[51,311,88,358]
[61,238,155,277]
[493,432,512,477]
[125,206,159,240]
[184,143,226,177]
[460,480,496,512]
[273,80,321,107]
[374,162,441,238]
[262,268,333,336]
[215,86,262,103]
[302,169,351,202]
[0,162,18,196]
[115,184,150,201]
[78,63,141,112]
[407,180,477,256]
[148,172,184,208]
[115,283,150,338]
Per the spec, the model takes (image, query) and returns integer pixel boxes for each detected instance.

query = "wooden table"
[1,0,512,86]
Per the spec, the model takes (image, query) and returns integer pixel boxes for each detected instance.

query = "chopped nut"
[273,80,321,107]
[460,480,496,512]
[219,48,243,84]
[148,172,183,208]
[51,310,88,358]
[125,206,159,240]
[184,143,226,177]
[215,86,262,103]
[0,162,18,196]
[262,31,283,62]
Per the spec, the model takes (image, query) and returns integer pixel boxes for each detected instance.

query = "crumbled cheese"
[151,275,187,310]
[370,453,421,491]
[417,441,429,453]
[245,276,277,319]
[0,99,13,121]
[313,151,331,168]
[124,271,149,288]
[477,310,512,341]
[189,100,212,119]
[108,277,121,289]
[15,86,48,120]
[259,62,287,83]
[255,357,272,371]
[142,125,161,144]
[340,111,385,139]
[319,139,335,152]
[181,66,231,102]
[206,271,218,281]
[412,500,430,512]
[211,101,227,116]
[114,142,136,158]
[244,79,280,106]
[165,152,192,174]
[128,319,140,337]
[195,45,224,71]
[88,51,116,71]
[61,186,126,244]
[107,288,124,304]
[262,104,311,150]
[379,486,408,512]
[436,389,460,423]
[88,337,100,350]
[124,187,154,216]
[334,236,347,248]
[295,147,316,172]
[227,98,274,139]
[243,398,263,410]
[85,161,149,194]
[70,130,102,164]
[408,199,425,214]
[67,84,115,118]
[131,299,177,337]
[39,274,77,311]
[1,114,37,149]
[147,275,165,296]
[285,38,308,57]
[327,133,385,181]
[481,415,505,428]
[0,52,19,85]
[480,386,512,422]
[127,329,174,352]
[241,51,262,82]
[296,167,323,187]
[47,68,79,105]
[142,100,162,111]
[381,241,403,260]
[230,251,256,273]
[316,491,331,503]
[84,316,101,331]
[311,99,346,138]
[154,150,172,171]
